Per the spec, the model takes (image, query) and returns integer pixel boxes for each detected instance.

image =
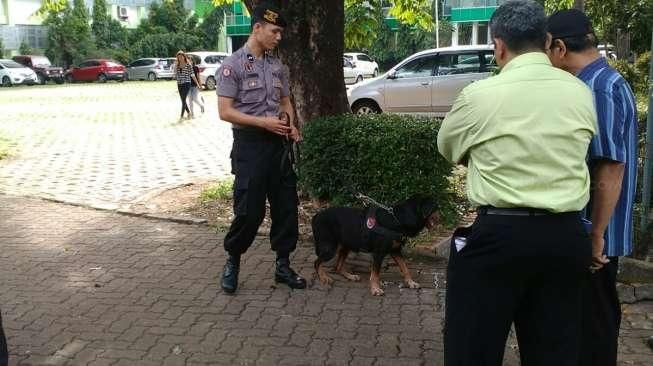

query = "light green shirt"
[437,52,597,212]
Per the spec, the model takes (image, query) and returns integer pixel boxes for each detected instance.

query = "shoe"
[200,105,205,113]
[188,113,194,119]
[221,254,240,294]
[275,257,306,289]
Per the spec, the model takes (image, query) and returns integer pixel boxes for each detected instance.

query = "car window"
[130,60,143,67]
[144,59,156,66]
[343,58,353,68]
[436,53,482,76]
[358,54,372,62]
[204,55,223,64]
[481,51,498,73]
[394,55,437,79]
[91,61,102,67]
[30,56,51,66]
[343,55,353,61]
[188,55,201,65]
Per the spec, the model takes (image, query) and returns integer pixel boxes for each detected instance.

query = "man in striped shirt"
[548,9,638,366]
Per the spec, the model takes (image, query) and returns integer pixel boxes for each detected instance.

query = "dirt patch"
[132,180,473,257]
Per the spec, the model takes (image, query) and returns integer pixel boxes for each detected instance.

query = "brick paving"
[0,83,651,365]
[0,82,232,209]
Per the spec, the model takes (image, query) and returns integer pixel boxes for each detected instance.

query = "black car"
[12,55,65,85]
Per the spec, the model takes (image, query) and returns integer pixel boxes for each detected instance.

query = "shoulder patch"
[222,67,232,77]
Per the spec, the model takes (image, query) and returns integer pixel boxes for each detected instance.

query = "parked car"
[344,52,380,78]
[12,55,64,85]
[0,59,38,87]
[125,58,175,81]
[343,57,364,85]
[598,44,618,60]
[65,59,125,83]
[348,45,495,116]
[185,51,229,90]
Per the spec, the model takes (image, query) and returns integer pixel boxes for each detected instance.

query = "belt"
[477,206,552,216]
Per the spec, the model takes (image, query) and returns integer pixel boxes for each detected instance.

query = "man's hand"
[289,125,302,142]
[260,116,291,136]
[589,233,610,272]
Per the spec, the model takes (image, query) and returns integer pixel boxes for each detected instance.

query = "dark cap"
[251,3,287,28]
[547,9,594,39]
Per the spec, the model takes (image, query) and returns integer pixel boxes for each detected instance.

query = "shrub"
[299,114,458,224]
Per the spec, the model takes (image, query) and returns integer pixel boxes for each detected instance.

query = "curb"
[2,192,209,225]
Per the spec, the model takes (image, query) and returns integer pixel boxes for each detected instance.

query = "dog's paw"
[406,279,420,289]
[319,275,334,286]
[370,287,385,296]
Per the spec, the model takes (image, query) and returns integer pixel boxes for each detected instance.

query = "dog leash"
[356,193,400,224]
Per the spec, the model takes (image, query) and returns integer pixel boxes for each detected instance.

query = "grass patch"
[200,177,234,202]
[0,134,16,160]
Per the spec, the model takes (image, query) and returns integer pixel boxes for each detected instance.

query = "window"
[481,51,498,72]
[437,53,482,75]
[143,59,156,66]
[394,56,437,79]
[205,55,224,64]
[343,58,353,68]
[78,61,92,68]
[358,54,372,62]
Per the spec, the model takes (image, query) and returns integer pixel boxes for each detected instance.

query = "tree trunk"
[244,0,350,126]
[573,0,584,11]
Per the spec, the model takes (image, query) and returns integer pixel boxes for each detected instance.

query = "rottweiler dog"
[311,195,439,296]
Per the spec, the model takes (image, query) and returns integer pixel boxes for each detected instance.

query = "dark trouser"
[444,212,591,366]
[579,257,621,366]
[0,311,8,366]
[224,129,298,257]
[177,83,191,117]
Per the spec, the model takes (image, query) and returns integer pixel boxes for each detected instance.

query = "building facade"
[443,0,505,46]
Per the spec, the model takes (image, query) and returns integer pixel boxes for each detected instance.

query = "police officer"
[216,2,306,294]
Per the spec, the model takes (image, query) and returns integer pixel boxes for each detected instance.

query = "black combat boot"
[275,257,306,289]
[221,253,240,294]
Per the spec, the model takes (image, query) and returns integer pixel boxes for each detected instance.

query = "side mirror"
[387,70,397,80]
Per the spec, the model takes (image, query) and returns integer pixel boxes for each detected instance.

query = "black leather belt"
[477,206,552,216]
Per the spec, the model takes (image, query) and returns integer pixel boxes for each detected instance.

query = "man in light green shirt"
[437,44,596,213]
[439,1,596,365]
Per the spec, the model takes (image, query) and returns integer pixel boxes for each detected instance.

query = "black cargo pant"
[224,129,299,257]
[0,310,8,366]
[444,211,592,366]
[579,257,621,366]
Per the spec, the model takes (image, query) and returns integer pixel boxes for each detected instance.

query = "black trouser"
[224,129,299,257]
[0,310,8,366]
[579,257,620,366]
[444,212,591,366]
[177,83,191,117]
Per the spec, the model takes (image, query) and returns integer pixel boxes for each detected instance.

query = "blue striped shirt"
[578,57,638,257]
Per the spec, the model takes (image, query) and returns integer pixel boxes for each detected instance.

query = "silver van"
[125,58,174,81]
[348,45,497,116]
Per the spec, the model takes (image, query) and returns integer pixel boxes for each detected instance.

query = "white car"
[343,57,364,84]
[348,45,496,116]
[344,52,379,78]
[186,51,229,90]
[0,59,38,87]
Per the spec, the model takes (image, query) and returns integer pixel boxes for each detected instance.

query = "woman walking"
[187,56,205,115]
[174,51,194,121]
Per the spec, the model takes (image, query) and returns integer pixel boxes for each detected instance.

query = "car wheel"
[373,69,379,77]
[355,75,363,83]
[1,76,11,87]
[205,76,216,90]
[147,72,157,81]
[352,100,381,114]
[38,73,46,85]
[97,73,107,83]
[54,78,64,84]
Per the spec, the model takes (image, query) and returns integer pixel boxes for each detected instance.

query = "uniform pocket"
[233,176,250,216]
[239,78,265,104]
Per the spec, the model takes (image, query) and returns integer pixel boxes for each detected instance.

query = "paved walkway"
[1,195,451,366]
[0,82,232,210]
[1,83,651,365]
